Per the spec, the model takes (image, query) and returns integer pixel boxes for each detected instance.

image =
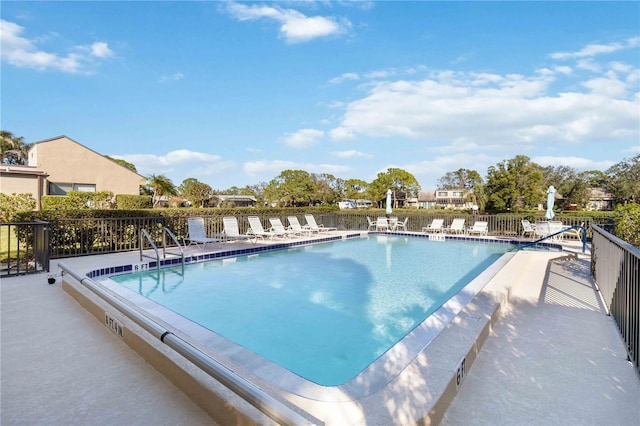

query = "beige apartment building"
[0,136,146,209]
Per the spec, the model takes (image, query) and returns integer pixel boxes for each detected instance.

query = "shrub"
[115,194,153,209]
[613,203,640,248]
[0,193,37,222]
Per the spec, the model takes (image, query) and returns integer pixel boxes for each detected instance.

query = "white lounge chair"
[247,216,279,241]
[394,217,409,231]
[222,216,254,243]
[269,218,298,238]
[288,216,313,236]
[521,220,536,239]
[422,218,444,233]
[304,214,337,233]
[446,218,466,234]
[184,217,218,250]
[534,222,551,240]
[562,222,584,241]
[467,221,488,236]
[375,217,390,231]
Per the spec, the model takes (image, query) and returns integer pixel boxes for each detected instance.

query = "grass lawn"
[1,226,22,262]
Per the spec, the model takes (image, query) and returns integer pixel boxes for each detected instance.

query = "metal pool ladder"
[139,227,185,268]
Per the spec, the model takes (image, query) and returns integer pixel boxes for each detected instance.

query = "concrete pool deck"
[1,233,639,425]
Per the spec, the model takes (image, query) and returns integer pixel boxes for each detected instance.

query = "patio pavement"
[1,235,639,425]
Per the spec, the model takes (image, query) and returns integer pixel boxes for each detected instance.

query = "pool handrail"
[57,261,317,426]
[519,224,586,253]
[139,228,185,268]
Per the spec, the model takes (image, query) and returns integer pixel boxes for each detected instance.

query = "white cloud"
[549,37,640,60]
[327,63,639,147]
[0,19,114,73]
[329,72,359,85]
[531,155,614,170]
[282,128,324,148]
[243,159,350,177]
[160,72,184,82]
[224,2,350,43]
[330,150,372,159]
[113,149,227,177]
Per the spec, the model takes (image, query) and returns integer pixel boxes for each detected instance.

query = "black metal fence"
[591,225,640,374]
[2,212,599,277]
[1,221,50,277]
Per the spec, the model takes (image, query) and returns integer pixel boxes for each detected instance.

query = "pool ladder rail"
[139,227,185,268]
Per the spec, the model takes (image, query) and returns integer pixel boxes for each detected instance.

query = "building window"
[48,182,96,195]
[452,191,464,197]
[437,191,448,197]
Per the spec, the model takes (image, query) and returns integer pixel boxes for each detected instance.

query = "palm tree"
[1,131,31,165]
[146,174,178,207]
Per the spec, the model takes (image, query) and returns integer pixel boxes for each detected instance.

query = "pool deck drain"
[2,233,638,425]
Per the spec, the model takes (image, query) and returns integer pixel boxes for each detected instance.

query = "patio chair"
[467,221,488,236]
[422,218,444,233]
[521,220,536,239]
[184,217,218,250]
[222,216,254,243]
[394,217,409,231]
[304,214,337,233]
[247,216,280,241]
[366,216,376,231]
[445,218,466,234]
[269,217,298,238]
[288,216,313,236]
[375,217,390,231]
[534,222,551,240]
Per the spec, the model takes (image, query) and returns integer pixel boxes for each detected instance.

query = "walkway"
[1,237,639,425]
[442,254,640,425]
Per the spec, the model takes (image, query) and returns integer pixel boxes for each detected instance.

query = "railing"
[139,227,185,268]
[591,225,640,374]
[1,221,50,277]
[519,225,587,253]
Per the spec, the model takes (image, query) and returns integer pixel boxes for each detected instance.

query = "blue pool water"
[110,236,511,386]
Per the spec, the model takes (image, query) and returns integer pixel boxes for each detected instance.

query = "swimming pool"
[109,235,512,387]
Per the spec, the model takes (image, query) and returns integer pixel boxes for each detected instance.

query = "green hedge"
[115,194,153,209]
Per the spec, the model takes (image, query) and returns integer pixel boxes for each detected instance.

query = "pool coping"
[60,232,567,425]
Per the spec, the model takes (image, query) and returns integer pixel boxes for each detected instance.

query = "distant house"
[588,187,615,211]
[211,194,257,208]
[0,135,147,210]
[417,189,472,210]
[418,191,437,209]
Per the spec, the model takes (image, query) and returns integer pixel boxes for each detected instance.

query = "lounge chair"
[222,216,254,243]
[467,221,488,236]
[422,218,444,233]
[549,221,565,241]
[183,217,219,250]
[247,216,280,241]
[288,216,313,236]
[394,217,409,231]
[304,214,337,233]
[562,222,584,241]
[269,218,298,238]
[388,216,399,231]
[521,220,536,239]
[375,217,390,231]
[445,218,466,234]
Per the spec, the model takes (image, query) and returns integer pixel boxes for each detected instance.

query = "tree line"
[2,130,638,212]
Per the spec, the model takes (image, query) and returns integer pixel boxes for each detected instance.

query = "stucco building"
[1,136,146,209]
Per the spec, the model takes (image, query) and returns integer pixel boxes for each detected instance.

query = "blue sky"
[2,1,639,192]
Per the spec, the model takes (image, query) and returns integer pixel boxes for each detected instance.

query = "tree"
[369,168,420,207]
[541,165,590,209]
[146,174,178,207]
[310,173,342,206]
[343,179,369,199]
[613,203,640,248]
[1,131,30,165]
[105,155,137,172]
[179,178,211,208]
[606,155,640,205]
[264,170,316,207]
[437,168,483,190]
[485,155,544,211]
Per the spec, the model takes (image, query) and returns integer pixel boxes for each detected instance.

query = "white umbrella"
[386,189,393,216]
[545,185,556,219]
